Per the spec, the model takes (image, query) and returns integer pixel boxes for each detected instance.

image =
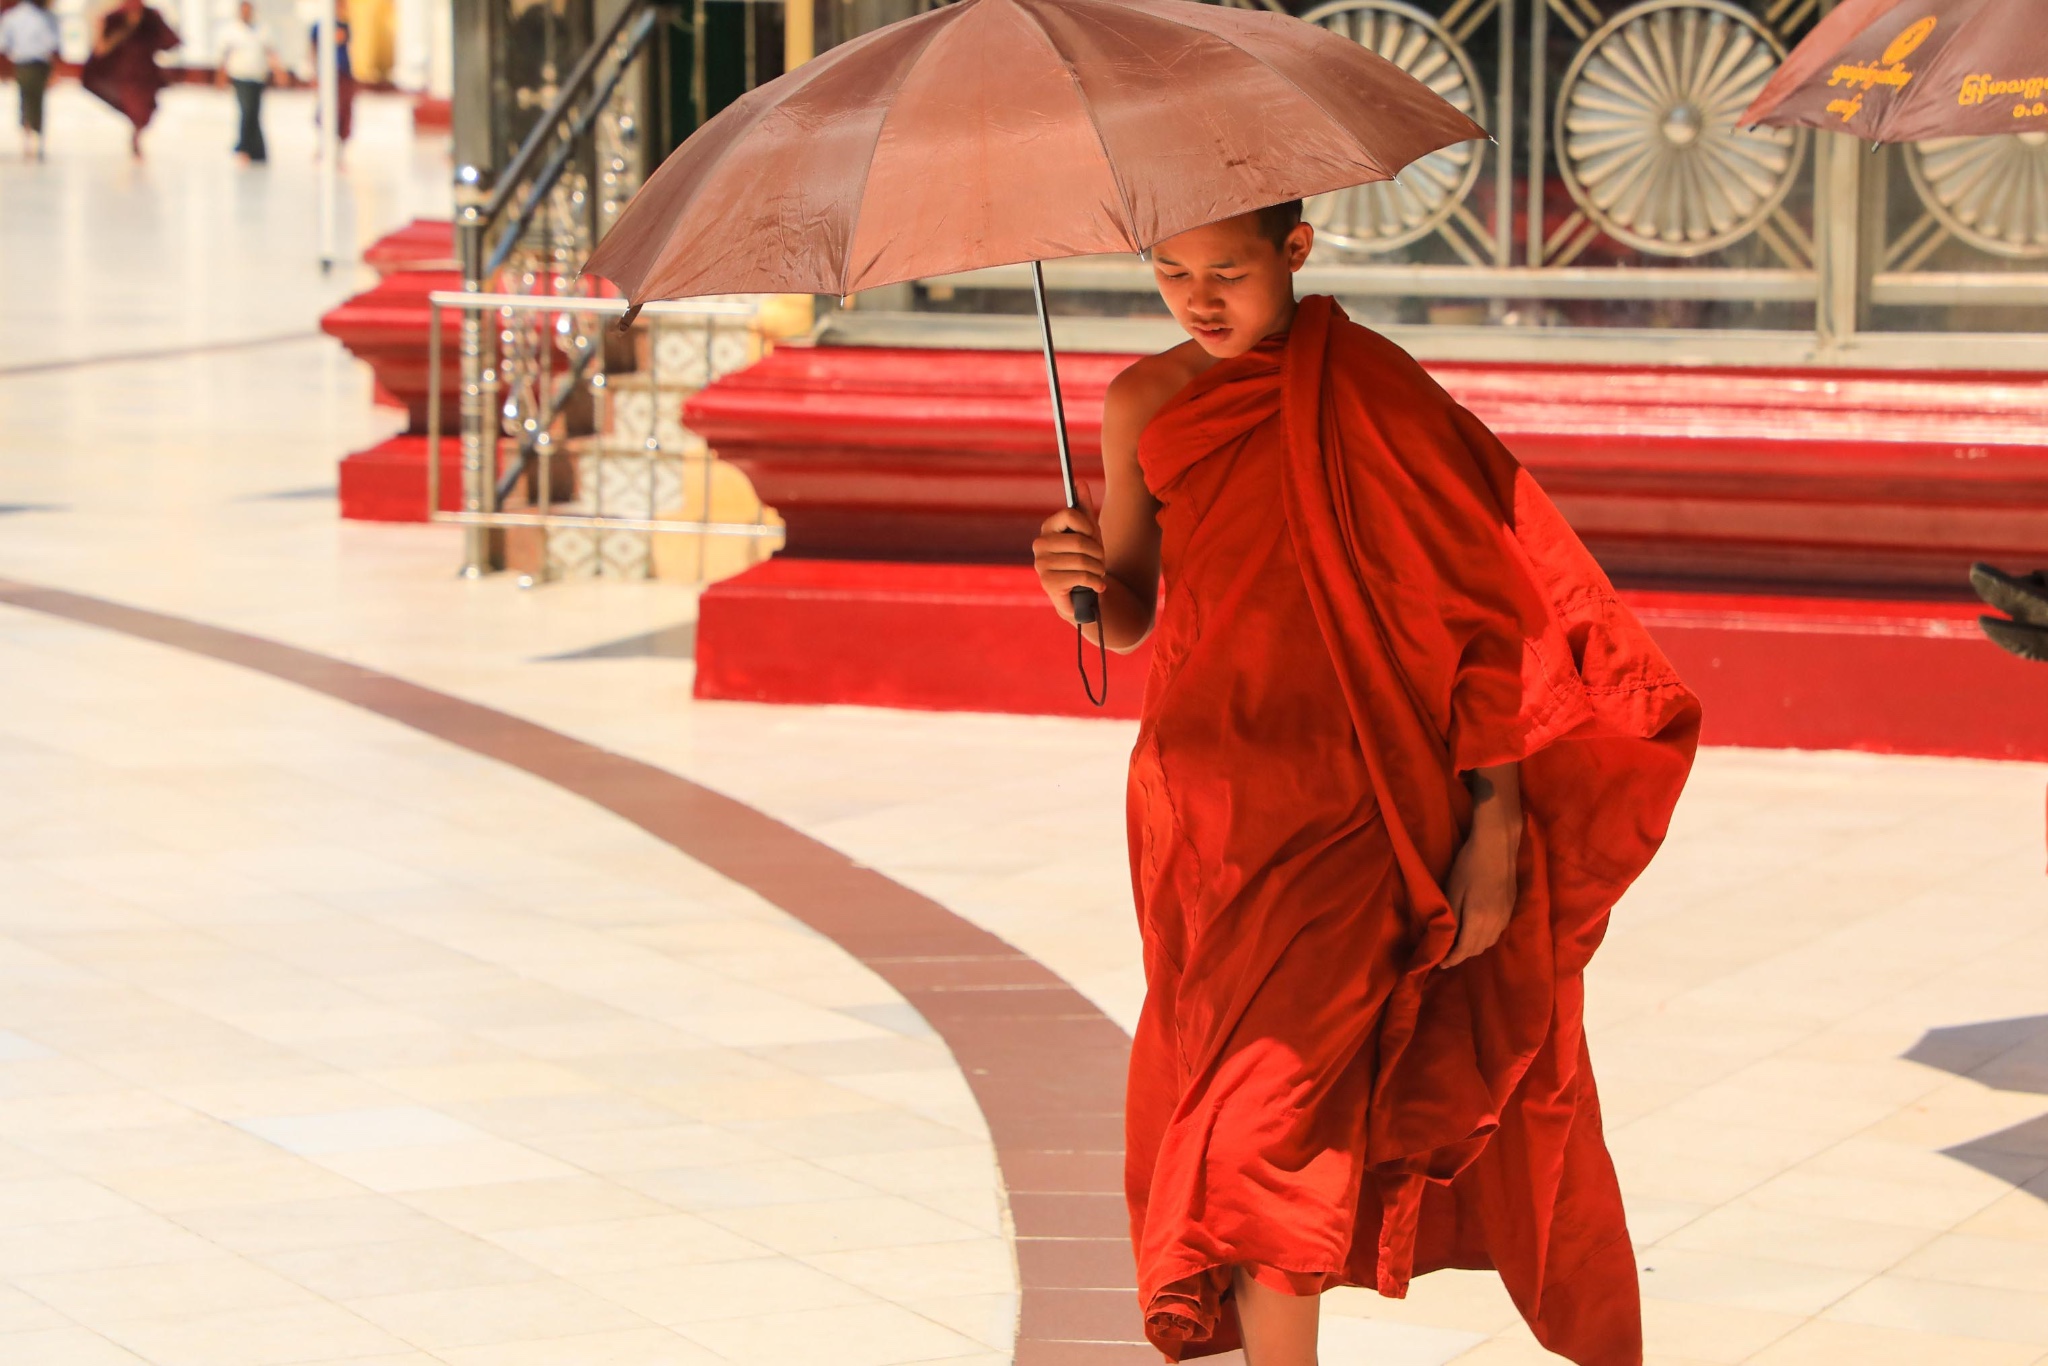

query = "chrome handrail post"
[427,299,444,521]
[456,181,498,577]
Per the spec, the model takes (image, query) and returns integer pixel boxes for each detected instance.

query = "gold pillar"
[784,0,813,69]
[777,0,817,336]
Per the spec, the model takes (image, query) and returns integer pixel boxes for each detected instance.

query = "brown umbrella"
[584,0,1483,701]
[1741,0,2048,142]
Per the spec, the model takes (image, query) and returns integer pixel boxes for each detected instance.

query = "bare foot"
[130,130,143,161]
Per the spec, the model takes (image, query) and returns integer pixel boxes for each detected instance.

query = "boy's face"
[1149,213,1313,359]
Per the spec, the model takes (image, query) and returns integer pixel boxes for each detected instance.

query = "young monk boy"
[1032,203,1700,1366]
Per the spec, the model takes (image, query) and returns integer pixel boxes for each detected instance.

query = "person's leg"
[247,82,266,161]
[232,80,251,156]
[232,79,262,159]
[1232,1268,1319,1366]
[19,62,47,157]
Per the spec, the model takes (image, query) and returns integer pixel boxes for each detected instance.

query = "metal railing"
[428,291,784,584]
[452,0,672,576]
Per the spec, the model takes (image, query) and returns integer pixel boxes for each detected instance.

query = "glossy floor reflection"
[3,81,2048,1366]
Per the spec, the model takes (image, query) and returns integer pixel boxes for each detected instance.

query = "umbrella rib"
[596,7,959,298]
[834,12,970,294]
[1014,3,1142,252]
[1039,0,1411,223]
[622,89,786,292]
[1123,4,1408,187]
[1221,48,1406,186]
[1884,0,1999,142]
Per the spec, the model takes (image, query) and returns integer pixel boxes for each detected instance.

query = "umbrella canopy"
[583,0,1484,303]
[1741,0,2048,142]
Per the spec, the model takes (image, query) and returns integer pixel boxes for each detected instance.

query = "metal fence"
[426,291,784,584]
[867,0,2048,369]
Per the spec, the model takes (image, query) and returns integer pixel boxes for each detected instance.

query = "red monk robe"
[1124,296,1700,1366]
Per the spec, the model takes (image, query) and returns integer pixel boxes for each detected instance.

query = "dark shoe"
[1971,563,2048,628]
[1981,614,2048,663]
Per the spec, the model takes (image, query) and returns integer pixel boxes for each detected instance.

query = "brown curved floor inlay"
[0,329,324,378]
[0,579,1153,1365]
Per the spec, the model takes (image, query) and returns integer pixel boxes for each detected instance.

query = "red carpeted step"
[684,348,2048,595]
[338,436,463,523]
[695,558,2048,761]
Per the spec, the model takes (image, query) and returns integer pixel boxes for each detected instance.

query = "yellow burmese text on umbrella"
[1826,14,1937,111]
[1958,72,2048,106]
[1830,61,1915,91]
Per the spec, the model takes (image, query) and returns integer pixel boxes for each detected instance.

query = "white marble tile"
[674,1299,986,1366]
[344,1278,653,1350]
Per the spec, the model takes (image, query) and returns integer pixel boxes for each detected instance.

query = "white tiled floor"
[4,82,2048,1366]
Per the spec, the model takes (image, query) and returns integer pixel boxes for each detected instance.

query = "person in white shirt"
[0,0,60,160]
[214,0,279,163]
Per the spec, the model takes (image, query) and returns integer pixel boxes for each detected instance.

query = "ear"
[1285,221,1314,273]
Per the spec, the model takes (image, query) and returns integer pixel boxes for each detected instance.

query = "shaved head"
[1255,200,1304,250]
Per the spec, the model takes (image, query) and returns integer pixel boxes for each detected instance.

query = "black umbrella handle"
[1034,260,1107,708]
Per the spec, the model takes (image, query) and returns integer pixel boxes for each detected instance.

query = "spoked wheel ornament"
[1556,0,1804,257]
[1906,132,2048,260]
[1300,0,1484,253]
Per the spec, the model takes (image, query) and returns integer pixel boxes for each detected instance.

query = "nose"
[1186,283,1224,318]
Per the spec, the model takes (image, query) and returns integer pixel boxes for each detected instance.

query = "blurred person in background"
[215,0,278,163]
[1,0,60,160]
[81,0,178,161]
[308,0,353,166]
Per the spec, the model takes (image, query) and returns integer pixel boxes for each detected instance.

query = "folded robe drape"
[80,6,178,132]
[1123,296,1700,1366]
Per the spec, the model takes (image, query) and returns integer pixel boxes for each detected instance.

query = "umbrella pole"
[1030,260,1107,707]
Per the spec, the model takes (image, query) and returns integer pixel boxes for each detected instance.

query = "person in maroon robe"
[81,0,178,160]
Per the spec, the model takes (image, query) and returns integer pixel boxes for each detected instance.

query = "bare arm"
[1031,363,1170,652]
[1441,761,1523,968]
[93,13,127,56]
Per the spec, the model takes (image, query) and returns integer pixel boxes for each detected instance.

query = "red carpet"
[696,559,2045,762]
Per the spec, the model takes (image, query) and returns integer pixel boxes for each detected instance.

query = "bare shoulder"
[1103,341,1209,439]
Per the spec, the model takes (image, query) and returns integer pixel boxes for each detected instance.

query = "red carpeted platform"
[336,436,462,523]
[361,219,456,277]
[686,346,2048,759]
[322,263,464,523]
[687,346,2048,592]
[696,558,2048,762]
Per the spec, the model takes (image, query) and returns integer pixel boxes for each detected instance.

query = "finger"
[1032,542,1105,571]
[1031,538,1105,567]
[1032,529,1103,554]
[1446,906,1506,968]
[1040,507,1096,537]
[1040,569,1109,597]
[1439,892,1473,969]
[1037,564,1108,590]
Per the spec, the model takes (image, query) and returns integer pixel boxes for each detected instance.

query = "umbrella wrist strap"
[1075,619,1108,708]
